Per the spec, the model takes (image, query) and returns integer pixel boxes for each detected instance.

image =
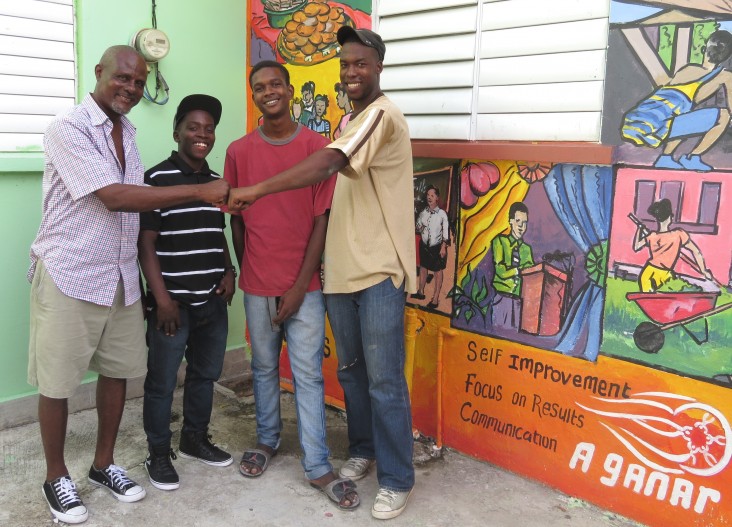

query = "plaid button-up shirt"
[28,94,144,307]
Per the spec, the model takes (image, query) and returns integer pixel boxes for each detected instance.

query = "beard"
[110,96,137,115]
[111,103,130,115]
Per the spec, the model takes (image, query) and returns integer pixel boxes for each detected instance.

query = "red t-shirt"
[224,125,335,296]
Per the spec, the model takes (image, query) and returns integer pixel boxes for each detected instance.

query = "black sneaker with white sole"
[179,430,233,466]
[42,475,88,524]
[88,464,146,503]
[145,446,180,491]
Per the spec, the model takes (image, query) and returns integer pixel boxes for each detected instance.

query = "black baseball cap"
[174,94,222,130]
[337,26,385,61]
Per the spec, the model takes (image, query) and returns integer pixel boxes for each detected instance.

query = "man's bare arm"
[228,148,347,210]
[95,179,229,212]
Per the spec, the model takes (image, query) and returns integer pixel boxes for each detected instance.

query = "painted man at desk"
[491,202,534,330]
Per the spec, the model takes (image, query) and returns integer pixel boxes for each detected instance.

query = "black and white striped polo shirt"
[140,151,227,306]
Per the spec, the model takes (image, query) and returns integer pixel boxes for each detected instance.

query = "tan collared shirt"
[324,96,417,294]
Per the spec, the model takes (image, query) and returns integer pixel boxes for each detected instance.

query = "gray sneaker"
[372,487,412,520]
[338,457,375,481]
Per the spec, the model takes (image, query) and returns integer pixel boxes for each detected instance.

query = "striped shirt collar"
[167,150,213,177]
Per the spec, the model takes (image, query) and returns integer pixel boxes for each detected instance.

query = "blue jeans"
[143,295,228,447]
[325,278,414,491]
[245,291,332,480]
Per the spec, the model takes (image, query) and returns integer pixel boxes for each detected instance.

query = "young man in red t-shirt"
[224,61,359,510]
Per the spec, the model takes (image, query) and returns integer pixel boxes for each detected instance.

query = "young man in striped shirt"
[138,94,236,492]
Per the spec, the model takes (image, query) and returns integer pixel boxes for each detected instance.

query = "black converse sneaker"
[42,475,88,524]
[179,430,233,466]
[88,464,146,503]
[145,447,180,491]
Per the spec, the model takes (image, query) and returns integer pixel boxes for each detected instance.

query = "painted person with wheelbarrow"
[632,198,712,292]
[626,198,732,355]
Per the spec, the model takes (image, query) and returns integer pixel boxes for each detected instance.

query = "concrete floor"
[0,384,645,527]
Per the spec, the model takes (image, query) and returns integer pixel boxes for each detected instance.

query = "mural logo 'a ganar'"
[578,391,731,477]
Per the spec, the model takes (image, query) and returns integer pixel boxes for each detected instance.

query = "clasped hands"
[199,179,257,211]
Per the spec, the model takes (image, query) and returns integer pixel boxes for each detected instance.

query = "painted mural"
[409,160,460,315]
[405,157,732,527]
[437,326,732,527]
[251,3,732,525]
[603,166,732,384]
[603,0,732,171]
[599,0,732,388]
[406,160,612,362]
[248,0,371,134]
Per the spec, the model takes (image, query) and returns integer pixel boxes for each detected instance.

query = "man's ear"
[173,129,180,143]
[94,64,102,81]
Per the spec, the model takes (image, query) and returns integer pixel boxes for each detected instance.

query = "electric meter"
[132,28,170,62]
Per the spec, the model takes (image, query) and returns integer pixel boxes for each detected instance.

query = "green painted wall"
[0,0,249,402]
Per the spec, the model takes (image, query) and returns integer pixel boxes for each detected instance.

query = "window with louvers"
[0,0,75,153]
[377,0,610,141]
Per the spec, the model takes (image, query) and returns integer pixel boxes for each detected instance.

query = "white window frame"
[0,0,76,154]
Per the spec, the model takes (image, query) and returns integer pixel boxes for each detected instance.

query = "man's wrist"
[225,265,237,278]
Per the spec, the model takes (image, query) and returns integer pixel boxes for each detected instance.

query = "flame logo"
[578,392,731,477]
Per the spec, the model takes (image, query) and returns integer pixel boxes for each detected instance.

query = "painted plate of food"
[276,0,354,66]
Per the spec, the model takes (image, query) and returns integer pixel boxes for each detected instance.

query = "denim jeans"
[325,278,414,491]
[143,295,228,447]
[244,290,332,480]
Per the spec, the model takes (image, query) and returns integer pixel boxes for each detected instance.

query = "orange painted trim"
[411,140,615,165]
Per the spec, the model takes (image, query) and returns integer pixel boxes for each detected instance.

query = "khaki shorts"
[28,260,147,399]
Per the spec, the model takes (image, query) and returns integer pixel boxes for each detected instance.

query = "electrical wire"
[143,0,169,105]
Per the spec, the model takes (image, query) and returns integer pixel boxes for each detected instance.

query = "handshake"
[198,179,259,211]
